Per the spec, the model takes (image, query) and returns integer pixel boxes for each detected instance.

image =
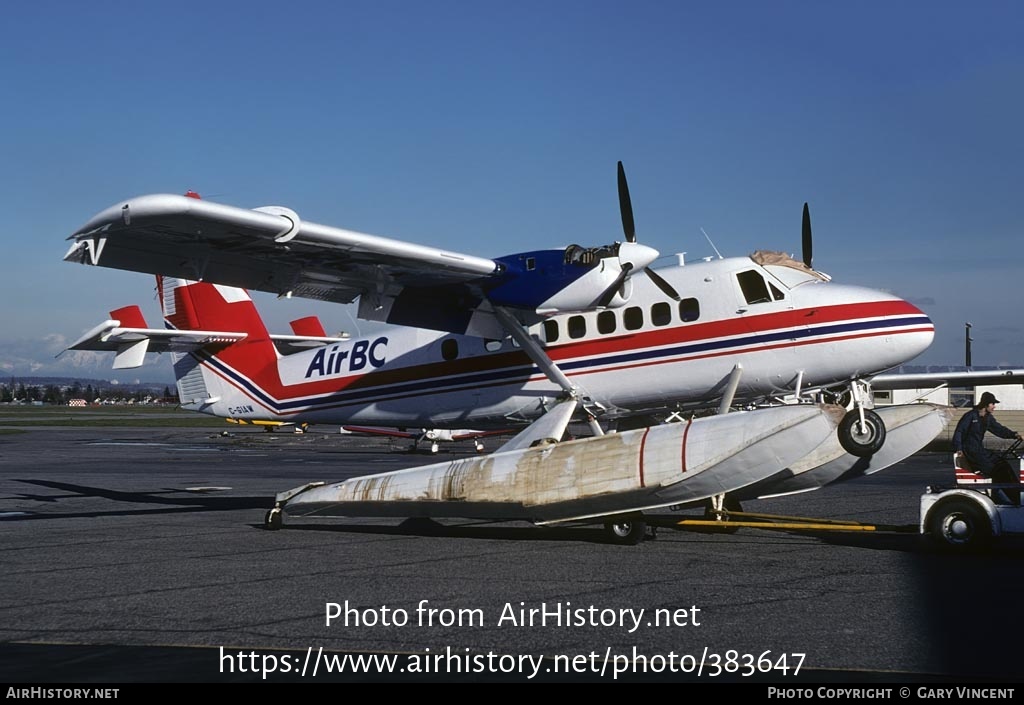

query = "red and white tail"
[158,275,270,338]
[158,276,278,413]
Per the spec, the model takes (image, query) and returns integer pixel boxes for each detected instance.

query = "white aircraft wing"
[870,369,1024,390]
[63,193,498,307]
[63,192,663,339]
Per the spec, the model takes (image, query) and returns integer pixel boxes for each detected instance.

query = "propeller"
[617,161,636,243]
[596,263,634,308]
[593,161,681,305]
[801,202,813,269]
[645,266,681,301]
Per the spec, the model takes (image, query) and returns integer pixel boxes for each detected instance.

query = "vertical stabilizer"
[157,276,278,414]
[158,276,271,339]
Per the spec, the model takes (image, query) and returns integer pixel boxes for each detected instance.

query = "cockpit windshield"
[750,250,830,288]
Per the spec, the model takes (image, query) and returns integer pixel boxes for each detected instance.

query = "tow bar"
[669,510,916,534]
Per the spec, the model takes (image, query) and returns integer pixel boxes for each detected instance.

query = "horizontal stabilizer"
[66,320,246,368]
[269,333,350,354]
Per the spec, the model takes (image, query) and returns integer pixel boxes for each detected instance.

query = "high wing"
[63,193,505,333]
[63,171,674,340]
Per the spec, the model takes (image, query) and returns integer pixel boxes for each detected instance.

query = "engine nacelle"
[486,245,645,314]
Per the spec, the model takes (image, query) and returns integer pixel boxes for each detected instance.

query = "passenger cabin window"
[651,302,671,327]
[568,315,587,339]
[544,320,559,343]
[680,297,700,322]
[624,306,643,331]
[441,338,459,361]
[597,310,616,335]
[737,270,783,305]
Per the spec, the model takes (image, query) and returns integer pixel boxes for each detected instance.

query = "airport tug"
[921,439,1024,550]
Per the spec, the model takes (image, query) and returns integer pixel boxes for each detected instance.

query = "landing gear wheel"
[927,498,992,551]
[604,518,647,545]
[264,507,283,530]
[838,409,886,457]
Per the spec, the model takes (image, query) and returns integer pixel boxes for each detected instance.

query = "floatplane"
[63,164,1019,541]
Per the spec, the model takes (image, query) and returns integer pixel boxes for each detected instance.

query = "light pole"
[965,322,972,370]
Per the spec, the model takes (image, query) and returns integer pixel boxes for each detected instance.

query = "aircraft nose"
[899,299,935,359]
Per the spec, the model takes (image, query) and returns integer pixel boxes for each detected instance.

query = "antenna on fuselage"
[700,228,724,259]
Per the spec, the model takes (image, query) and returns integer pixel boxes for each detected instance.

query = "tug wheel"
[927,498,991,551]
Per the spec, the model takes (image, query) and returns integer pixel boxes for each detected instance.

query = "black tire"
[838,409,886,457]
[927,498,992,551]
[604,518,646,545]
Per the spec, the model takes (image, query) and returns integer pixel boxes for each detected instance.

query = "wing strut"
[492,306,605,436]
[717,364,744,415]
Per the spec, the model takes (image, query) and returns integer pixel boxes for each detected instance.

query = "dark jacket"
[952,408,1017,474]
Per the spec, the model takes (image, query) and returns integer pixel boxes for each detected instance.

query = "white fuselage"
[187,256,934,428]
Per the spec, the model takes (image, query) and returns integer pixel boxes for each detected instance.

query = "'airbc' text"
[304,337,388,379]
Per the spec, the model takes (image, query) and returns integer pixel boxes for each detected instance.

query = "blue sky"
[2,1,1022,380]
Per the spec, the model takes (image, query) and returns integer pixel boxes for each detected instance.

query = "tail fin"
[158,275,271,339]
[158,276,278,413]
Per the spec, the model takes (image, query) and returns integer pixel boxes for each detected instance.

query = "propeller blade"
[645,268,681,301]
[596,263,632,308]
[801,202,813,269]
[617,161,636,243]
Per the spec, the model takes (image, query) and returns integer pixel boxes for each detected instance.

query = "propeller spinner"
[595,161,681,305]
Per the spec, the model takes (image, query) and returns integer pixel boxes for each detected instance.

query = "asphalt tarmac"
[2,425,1022,683]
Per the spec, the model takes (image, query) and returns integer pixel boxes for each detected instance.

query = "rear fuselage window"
[680,297,700,322]
[651,302,671,327]
[544,320,559,343]
[568,315,587,339]
[624,306,643,330]
[441,338,459,361]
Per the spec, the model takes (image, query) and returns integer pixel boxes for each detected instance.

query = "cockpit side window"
[737,270,786,305]
[737,270,772,305]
